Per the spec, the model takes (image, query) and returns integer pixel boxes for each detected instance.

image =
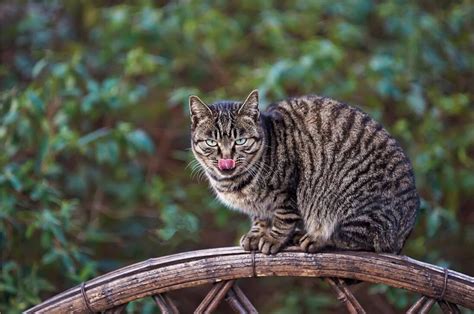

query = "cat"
[190,90,419,255]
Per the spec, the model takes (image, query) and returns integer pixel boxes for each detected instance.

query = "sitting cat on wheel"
[190,90,419,255]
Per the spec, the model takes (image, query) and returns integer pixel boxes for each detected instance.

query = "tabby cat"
[190,90,418,255]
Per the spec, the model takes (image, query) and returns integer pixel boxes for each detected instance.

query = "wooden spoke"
[224,284,258,314]
[232,285,258,313]
[195,280,235,313]
[419,298,436,314]
[335,278,365,313]
[406,296,436,314]
[406,296,429,314]
[324,278,365,314]
[438,300,461,314]
[225,288,248,313]
[153,293,179,314]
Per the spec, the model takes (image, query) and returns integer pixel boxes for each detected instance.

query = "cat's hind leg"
[299,233,326,253]
[288,221,305,245]
[330,218,397,253]
[299,220,336,253]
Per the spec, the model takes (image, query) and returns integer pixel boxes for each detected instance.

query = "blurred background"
[1,1,473,313]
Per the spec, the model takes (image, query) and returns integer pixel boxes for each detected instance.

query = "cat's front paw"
[240,231,263,251]
[258,234,285,255]
[299,233,325,253]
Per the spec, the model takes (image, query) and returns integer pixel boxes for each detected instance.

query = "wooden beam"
[26,247,474,313]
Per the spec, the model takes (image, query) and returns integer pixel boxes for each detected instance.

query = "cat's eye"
[235,138,247,145]
[205,139,218,147]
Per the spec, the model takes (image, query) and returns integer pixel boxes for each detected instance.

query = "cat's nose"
[218,159,236,171]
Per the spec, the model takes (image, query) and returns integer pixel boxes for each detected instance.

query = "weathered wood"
[335,278,365,313]
[153,293,179,314]
[225,288,247,314]
[325,278,365,314]
[406,296,429,314]
[195,280,234,313]
[153,294,169,313]
[26,247,474,313]
[194,281,225,313]
[163,293,180,314]
[438,300,461,314]
[232,285,258,313]
[419,298,436,314]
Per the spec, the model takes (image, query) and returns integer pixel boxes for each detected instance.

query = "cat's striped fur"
[190,90,419,255]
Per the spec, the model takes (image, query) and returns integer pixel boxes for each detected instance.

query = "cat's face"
[189,90,265,181]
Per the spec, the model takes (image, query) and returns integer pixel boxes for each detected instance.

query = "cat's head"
[189,90,265,181]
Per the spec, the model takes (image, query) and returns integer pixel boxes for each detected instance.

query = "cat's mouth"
[217,164,238,175]
[218,159,236,171]
[215,165,240,178]
[208,159,242,178]
[219,168,236,175]
[216,159,238,175]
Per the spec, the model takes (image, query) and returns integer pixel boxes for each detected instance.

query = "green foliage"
[369,284,414,309]
[1,1,473,312]
[272,288,334,314]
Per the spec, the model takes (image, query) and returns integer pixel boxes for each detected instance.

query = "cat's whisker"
[185,159,200,171]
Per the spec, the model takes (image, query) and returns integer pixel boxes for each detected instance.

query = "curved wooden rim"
[27,247,474,313]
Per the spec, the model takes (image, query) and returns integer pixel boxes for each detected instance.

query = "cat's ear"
[189,95,212,125]
[238,89,260,120]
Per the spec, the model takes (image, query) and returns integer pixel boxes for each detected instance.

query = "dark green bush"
[1,1,473,312]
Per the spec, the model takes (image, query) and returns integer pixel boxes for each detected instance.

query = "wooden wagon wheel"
[26,247,474,313]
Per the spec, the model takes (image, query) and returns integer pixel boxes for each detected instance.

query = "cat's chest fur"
[214,186,273,219]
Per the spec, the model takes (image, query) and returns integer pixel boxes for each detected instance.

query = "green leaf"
[41,250,59,265]
[96,140,119,164]
[126,129,155,153]
[427,209,441,237]
[35,136,49,173]
[32,59,48,78]
[407,84,426,115]
[4,169,23,192]
[77,128,110,147]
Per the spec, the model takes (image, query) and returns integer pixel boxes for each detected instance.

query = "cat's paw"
[258,234,284,255]
[299,233,325,253]
[240,231,263,251]
[289,228,305,246]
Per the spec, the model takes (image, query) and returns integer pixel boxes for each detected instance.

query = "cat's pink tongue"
[218,159,236,170]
